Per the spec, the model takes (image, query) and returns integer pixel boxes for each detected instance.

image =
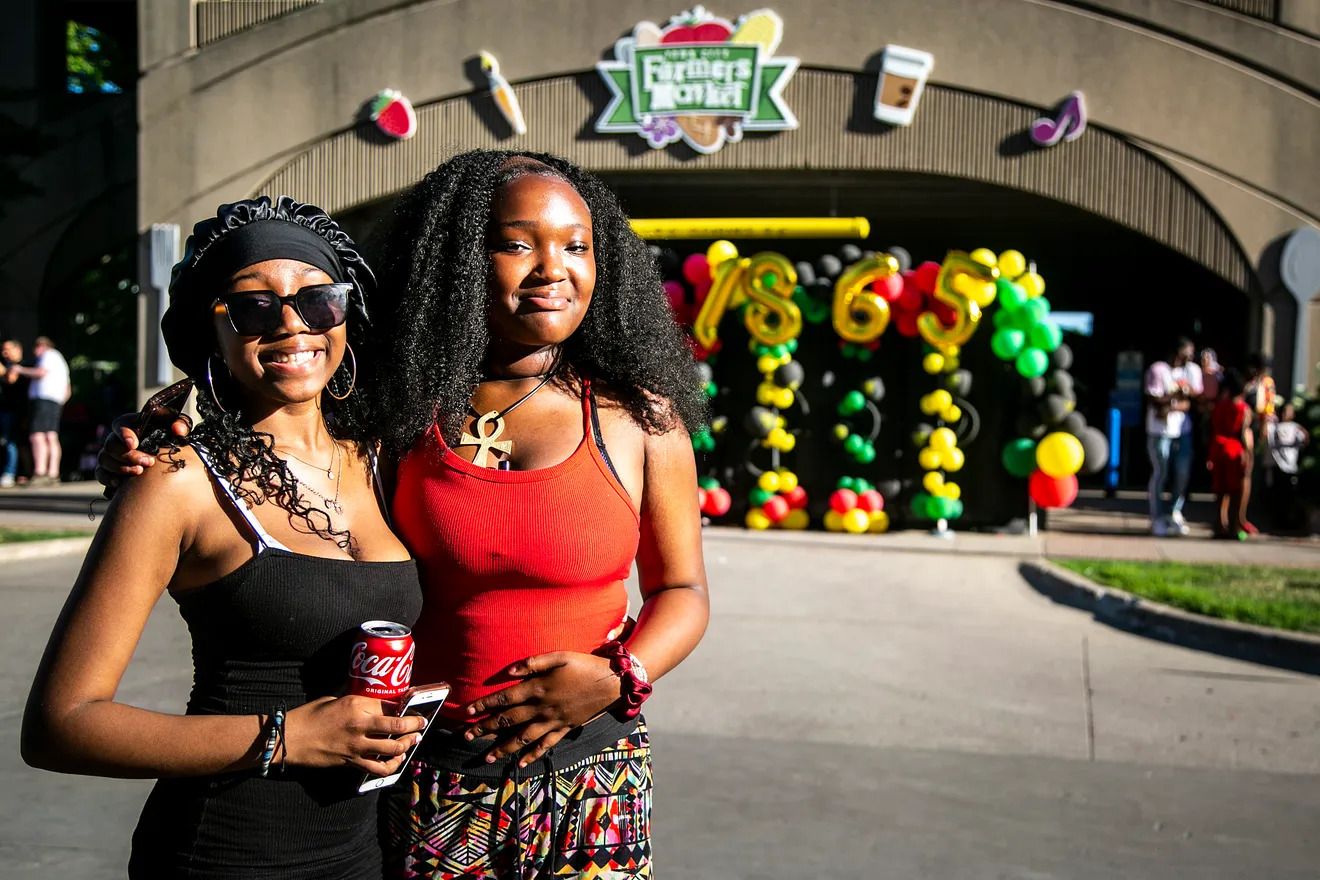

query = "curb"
[0,536,94,563]
[1019,559,1320,676]
[702,525,1044,558]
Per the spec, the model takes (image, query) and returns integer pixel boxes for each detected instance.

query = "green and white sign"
[596,7,798,155]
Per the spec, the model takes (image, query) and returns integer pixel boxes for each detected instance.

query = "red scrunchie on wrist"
[596,641,652,719]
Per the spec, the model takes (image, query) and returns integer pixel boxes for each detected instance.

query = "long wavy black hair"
[145,196,379,552]
[367,150,708,456]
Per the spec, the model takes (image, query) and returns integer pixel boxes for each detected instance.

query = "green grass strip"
[0,527,92,545]
[1056,558,1320,635]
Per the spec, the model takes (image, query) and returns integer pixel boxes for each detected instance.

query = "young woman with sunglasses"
[97,151,710,878]
[23,197,426,880]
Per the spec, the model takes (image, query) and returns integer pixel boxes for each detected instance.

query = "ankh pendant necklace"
[458,369,558,468]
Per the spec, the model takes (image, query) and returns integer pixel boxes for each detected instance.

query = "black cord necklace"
[458,369,558,467]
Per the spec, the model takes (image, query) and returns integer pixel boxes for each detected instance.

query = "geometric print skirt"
[383,715,651,879]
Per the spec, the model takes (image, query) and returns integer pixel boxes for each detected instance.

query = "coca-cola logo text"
[349,640,414,689]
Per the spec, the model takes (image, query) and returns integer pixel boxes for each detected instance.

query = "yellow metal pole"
[629,217,871,239]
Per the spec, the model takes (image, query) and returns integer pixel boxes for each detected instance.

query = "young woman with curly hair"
[25,197,427,879]
[98,151,710,878]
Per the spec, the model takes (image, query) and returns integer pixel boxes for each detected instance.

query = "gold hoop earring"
[205,356,228,414]
[328,343,357,401]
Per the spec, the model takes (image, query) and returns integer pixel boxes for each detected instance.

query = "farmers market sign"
[595,6,798,155]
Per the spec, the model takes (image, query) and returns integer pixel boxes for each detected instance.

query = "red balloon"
[897,281,924,312]
[895,311,921,337]
[693,278,712,308]
[682,253,710,285]
[856,489,884,513]
[874,273,904,303]
[829,488,858,514]
[704,487,732,516]
[929,299,957,327]
[1028,470,1078,508]
[763,495,790,523]
[782,485,809,510]
[697,487,708,512]
[913,261,941,294]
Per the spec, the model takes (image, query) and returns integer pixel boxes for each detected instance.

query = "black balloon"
[1015,411,1046,439]
[794,261,817,286]
[695,362,714,384]
[887,246,912,272]
[946,369,972,397]
[809,278,833,300]
[744,406,778,438]
[816,254,843,279]
[912,422,934,448]
[1062,411,1088,435]
[1039,394,1074,425]
[839,244,863,263]
[1052,343,1074,371]
[877,479,903,500]
[1051,369,1075,398]
[1027,376,1047,398]
[773,360,805,390]
[861,375,885,401]
[1078,425,1110,474]
[861,249,877,261]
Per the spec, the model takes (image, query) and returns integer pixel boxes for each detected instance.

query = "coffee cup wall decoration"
[873,45,934,126]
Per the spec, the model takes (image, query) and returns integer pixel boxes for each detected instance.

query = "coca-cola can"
[348,620,414,700]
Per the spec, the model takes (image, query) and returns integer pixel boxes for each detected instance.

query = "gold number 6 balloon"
[832,253,899,344]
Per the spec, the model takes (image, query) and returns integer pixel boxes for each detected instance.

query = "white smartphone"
[356,683,451,794]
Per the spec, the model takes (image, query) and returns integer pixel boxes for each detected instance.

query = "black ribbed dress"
[128,450,423,879]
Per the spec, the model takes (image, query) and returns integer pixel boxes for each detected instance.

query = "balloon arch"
[657,236,1109,533]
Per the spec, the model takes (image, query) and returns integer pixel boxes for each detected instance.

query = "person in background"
[1145,336,1203,537]
[0,339,27,488]
[1207,368,1252,540]
[1265,400,1309,532]
[1241,352,1278,534]
[1197,348,1222,417]
[8,336,69,486]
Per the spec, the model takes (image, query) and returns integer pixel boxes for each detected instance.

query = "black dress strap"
[586,385,622,484]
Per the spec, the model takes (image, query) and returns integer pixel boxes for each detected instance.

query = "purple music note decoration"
[1030,91,1087,147]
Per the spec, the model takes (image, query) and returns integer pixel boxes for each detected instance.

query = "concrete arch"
[259,69,1256,291]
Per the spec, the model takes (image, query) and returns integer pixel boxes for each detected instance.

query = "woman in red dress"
[1207,368,1253,539]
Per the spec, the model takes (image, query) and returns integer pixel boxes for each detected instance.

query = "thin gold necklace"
[274,439,336,478]
[287,440,343,513]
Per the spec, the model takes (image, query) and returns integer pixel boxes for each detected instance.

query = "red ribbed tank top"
[392,382,640,720]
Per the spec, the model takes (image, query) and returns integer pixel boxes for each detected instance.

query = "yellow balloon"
[756,383,777,406]
[920,393,940,416]
[922,471,945,495]
[942,405,962,423]
[743,252,802,346]
[867,510,890,533]
[781,508,810,530]
[842,508,871,534]
[707,239,739,270]
[757,471,781,493]
[831,254,897,344]
[918,447,943,471]
[833,422,850,440]
[943,355,960,373]
[931,389,953,411]
[773,388,795,410]
[766,427,789,448]
[1036,431,1084,478]
[970,247,997,267]
[746,509,772,530]
[775,416,787,428]
[778,432,796,452]
[943,481,962,501]
[1020,271,1046,298]
[824,510,845,532]
[945,447,966,472]
[923,353,945,375]
[929,427,957,451]
[756,355,779,375]
[776,468,799,492]
[997,249,1027,279]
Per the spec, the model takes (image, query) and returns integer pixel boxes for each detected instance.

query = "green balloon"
[771,344,788,358]
[1028,320,1063,352]
[993,308,1013,329]
[856,347,874,362]
[1021,298,1049,325]
[1016,347,1050,378]
[786,338,799,353]
[838,390,866,416]
[910,492,934,518]
[837,476,858,492]
[844,434,865,455]
[1001,438,1038,478]
[749,488,773,507]
[857,445,877,464]
[996,278,1028,312]
[698,476,720,490]
[854,478,873,492]
[947,499,965,520]
[991,328,1027,361]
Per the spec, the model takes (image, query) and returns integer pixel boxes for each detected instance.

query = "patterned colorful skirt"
[383,714,651,879]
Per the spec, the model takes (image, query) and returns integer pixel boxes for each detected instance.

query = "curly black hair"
[144,196,379,553]
[366,149,708,455]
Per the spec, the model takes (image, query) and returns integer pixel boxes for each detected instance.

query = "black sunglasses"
[212,283,352,336]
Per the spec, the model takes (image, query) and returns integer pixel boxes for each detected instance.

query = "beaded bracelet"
[596,641,652,719]
[258,705,286,778]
